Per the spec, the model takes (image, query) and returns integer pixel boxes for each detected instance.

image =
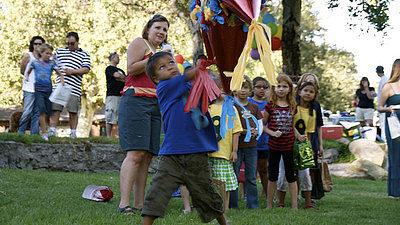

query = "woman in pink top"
[118,15,170,214]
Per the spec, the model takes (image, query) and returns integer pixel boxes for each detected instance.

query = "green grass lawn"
[0,169,398,225]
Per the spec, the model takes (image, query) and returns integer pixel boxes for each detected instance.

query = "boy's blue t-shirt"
[248,97,269,151]
[157,75,218,155]
[30,60,57,93]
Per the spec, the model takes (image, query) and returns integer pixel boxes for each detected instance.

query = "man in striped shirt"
[48,32,91,138]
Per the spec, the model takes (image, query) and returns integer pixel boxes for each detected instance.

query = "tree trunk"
[77,95,96,137]
[282,0,301,83]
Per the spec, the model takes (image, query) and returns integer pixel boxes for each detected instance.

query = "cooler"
[322,125,343,140]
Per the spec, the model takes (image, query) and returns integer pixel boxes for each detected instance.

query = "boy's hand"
[230,152,237,162]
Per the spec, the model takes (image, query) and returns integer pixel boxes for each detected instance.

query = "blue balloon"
[261,0,267,4]
[262,13,276,24]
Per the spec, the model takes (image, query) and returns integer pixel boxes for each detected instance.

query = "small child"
[248,76,270,200]
[230,76,263,209]
[209,85,243,212]
[142,51,227,225]
[264,74,298,209]
[294,81,318,208]
[297,73,325,202]
[24,43,64,140]
[277,81,318,208]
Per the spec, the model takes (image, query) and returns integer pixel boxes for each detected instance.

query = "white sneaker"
[70,132,77,139]
[48,128,57,137]
[41,133,49,141]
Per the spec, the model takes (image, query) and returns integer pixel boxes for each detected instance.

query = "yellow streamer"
[190,5,201,23]
[230,20,277,91]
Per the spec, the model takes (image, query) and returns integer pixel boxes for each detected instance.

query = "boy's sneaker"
[48,128,57,137]
[41,133,49,141]
[70,132,77,139]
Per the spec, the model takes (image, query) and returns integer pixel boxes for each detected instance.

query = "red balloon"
[272,37,281,51]
[175,54,184,64]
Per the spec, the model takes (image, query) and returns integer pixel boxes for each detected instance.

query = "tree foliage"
[328,0,391,32]
[0,0,193,135]
[245,1,357,111]
[300,1,357,111]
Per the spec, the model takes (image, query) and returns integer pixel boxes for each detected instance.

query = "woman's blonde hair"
[388,59,400,83]
[270,74,296,111]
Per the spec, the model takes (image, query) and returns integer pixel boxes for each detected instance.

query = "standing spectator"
[355,77,376,127]
[48,32,91,138]
[230,77,263,209]
[297,73,325,203]
[264,74,298,209]
[376,66,388,141]
[378,59,400,198]
[248,77,270,201]
[117,15,168,214]
[18,36,45,135]
[105,52,125,138]
[24,44,65,140]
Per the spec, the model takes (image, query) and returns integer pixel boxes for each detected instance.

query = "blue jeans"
[18,91,39,134]
[230,147,259,209]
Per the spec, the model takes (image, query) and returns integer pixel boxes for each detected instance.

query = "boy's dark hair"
[67,32,79,42]
[142,15,169,44]
[29,36,46,52]
[252,76,269,87]
[376,66,384,73]
[146,51,173,83]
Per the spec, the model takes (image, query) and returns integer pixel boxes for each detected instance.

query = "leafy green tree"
[0,0,193,136]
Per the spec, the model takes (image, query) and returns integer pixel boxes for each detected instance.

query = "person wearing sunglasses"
[18,36,46,135]
[48,31,91,138]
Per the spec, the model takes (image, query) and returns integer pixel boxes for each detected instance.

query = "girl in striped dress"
[264,74,298,209]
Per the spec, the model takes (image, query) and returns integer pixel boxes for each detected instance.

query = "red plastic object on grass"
[184,58,221,113]
[321,125,343,140]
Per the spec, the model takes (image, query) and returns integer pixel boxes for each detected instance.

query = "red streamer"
[184,59,222,113]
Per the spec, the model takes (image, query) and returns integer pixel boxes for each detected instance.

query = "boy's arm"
[184,65,198,81]
[230,133,240,162]
[54,68,65,85]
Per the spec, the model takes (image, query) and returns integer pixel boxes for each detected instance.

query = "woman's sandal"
[118,206,141,215]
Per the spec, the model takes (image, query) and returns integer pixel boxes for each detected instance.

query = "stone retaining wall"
[0,141,124,171]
